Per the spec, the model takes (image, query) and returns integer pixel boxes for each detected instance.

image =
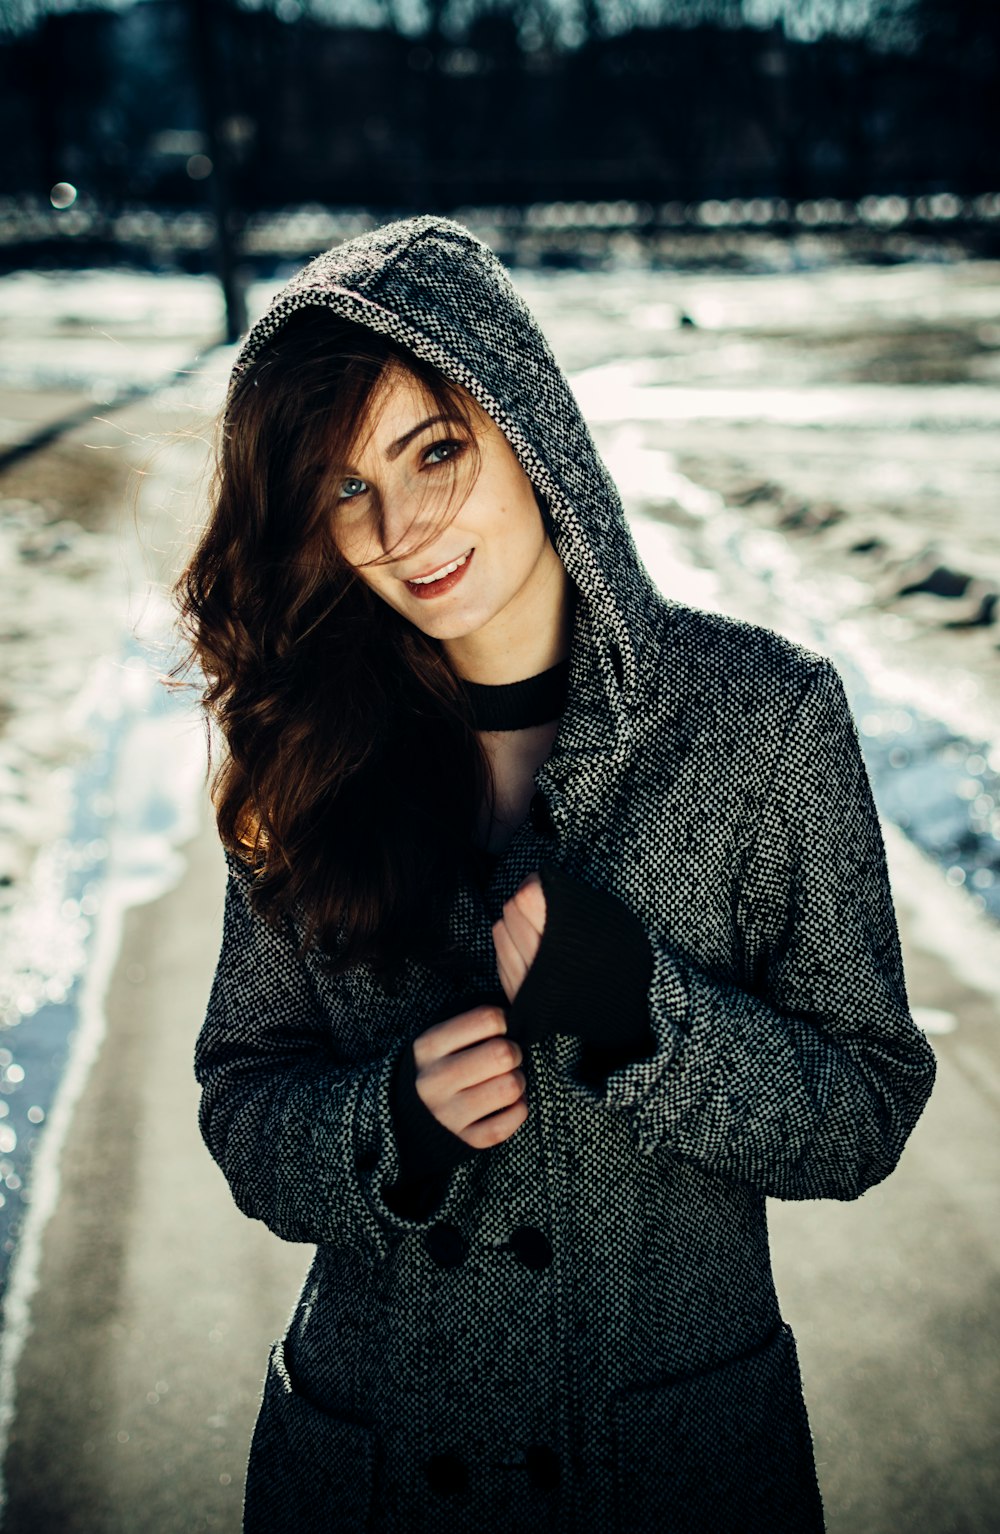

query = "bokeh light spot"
[50,182,77,209]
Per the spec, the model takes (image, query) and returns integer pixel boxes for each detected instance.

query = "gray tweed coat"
[196,215,937,1533]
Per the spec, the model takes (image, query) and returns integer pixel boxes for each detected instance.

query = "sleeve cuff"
[505,861,656,1059]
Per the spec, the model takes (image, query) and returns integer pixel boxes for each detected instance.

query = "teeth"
[409,549,472,585]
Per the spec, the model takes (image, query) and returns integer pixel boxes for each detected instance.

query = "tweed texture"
[196,214,937,1533]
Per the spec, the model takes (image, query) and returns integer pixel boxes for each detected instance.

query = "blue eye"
[338,476,367,502]
[424,439,464,465]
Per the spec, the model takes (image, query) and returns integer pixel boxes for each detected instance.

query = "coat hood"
[227,214,664,770]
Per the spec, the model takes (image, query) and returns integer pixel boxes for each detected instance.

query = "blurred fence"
[3,190,1000,278]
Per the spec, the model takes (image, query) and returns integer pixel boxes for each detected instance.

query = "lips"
[403,547,474,583]
[403,546,475,599]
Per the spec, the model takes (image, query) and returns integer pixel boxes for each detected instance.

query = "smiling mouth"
[403,547,475,585]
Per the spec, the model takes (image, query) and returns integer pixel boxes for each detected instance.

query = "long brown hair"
[173,306,518,983]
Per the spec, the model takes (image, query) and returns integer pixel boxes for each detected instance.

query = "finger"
[492,916,528,1000]
[425,1035,523,1104]
[460,1093,529,1150]
[457,1067,526,1131]
[414,1002,507,1069]
[511,875,547,937]
[498,897,544,971]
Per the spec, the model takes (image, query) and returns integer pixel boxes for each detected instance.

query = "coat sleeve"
[194,850,479,1255]
[562,656,937,1202]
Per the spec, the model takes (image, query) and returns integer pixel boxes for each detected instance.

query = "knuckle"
[417,1057,439,1091]
[492,1074,512,1105]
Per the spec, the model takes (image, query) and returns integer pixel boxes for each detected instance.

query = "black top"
[459,655,571,732]
[460,654,570,896]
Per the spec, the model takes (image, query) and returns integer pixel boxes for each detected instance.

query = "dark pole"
[185,0,247,343]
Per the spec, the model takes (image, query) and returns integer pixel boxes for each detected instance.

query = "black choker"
[459,656,570,731]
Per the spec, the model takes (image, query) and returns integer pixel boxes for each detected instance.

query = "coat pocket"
[609,1321,825,1534]
[243,1336,376,1533]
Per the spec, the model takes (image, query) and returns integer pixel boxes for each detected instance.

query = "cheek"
[356,568,402,611]
[333,516,387,583]
[333,518,368,564]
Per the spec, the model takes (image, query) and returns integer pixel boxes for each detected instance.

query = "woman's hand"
[412,1005,528,1149]
[491,871,547,1006]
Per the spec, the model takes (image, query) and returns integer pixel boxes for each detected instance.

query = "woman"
[178,214,937,1533]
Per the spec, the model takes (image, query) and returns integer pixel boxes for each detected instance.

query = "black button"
[424,1222,467,1267]
[424,1450,468,1495]
[525,1444,561,1491]
[530,792,555,837]
[356,1147,378,1172]
[508,1225,552,1269]
[609,643,624,688]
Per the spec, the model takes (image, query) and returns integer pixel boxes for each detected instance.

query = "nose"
[378,474,449,569]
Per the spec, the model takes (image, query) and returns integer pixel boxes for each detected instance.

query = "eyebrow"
[385,414,461,461]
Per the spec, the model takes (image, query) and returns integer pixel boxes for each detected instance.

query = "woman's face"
[330,363,572,683]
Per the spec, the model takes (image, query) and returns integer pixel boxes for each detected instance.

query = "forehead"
[366,363,437,428]
[354,361,484,447]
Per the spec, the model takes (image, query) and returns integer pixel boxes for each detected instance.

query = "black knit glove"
[504,862,655,1062]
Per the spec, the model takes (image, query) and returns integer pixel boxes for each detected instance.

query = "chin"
[417,614,485,641]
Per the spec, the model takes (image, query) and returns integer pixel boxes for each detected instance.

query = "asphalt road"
[1,796,998,1534]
